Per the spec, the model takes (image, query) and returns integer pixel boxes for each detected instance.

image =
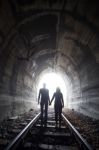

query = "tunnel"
[0,0,99,123]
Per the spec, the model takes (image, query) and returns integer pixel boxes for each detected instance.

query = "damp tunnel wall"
[0,0,99,122]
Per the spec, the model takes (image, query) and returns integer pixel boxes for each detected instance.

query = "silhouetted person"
[50,87,64,127]
[38,83,50,126]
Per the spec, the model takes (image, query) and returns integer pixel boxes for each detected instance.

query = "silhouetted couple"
[38,83,64,127]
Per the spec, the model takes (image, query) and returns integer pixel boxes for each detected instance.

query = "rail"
[62,113,93,150]
[5,112,93,150]
[6,113,40,150]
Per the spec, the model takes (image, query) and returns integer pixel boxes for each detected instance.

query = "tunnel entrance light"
[37,73,67,106]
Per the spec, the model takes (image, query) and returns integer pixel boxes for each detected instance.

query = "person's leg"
[55,107,58,126]
[59,107,62,127]
[44,102,48,125]
[40,103,44,125]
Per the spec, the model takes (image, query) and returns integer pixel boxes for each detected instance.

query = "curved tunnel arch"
[0,1,99,121]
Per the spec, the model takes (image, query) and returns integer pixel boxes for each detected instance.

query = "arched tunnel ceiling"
[0,0,99,119]
[1,12,98,87]
[1,12,98,75]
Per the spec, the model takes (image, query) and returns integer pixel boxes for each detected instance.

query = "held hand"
[49,102,51,105]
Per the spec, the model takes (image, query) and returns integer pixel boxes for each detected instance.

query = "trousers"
[55,106,62,125]
[40,102,48,124]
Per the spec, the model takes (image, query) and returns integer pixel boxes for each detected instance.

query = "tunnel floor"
[0,108,99,150]
[63,108,99,149]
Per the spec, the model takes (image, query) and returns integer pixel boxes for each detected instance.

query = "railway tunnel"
[0,0,99,126]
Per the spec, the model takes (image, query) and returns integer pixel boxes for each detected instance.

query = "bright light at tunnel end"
[37,73,67,105]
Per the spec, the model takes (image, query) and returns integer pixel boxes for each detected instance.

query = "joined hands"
[49,101,51,105]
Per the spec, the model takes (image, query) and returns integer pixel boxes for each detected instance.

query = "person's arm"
[61,93,64,107]
[48,90,50,105]
[38,89,41,104]
[50,93,55,105]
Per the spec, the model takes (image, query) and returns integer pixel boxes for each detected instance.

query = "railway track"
[6,109,93,150]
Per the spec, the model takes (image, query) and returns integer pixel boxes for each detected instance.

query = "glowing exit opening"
[37,73,67,106]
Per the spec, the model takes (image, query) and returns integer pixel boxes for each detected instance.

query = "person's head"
[56,87,60,92]
[43,83,46,88]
